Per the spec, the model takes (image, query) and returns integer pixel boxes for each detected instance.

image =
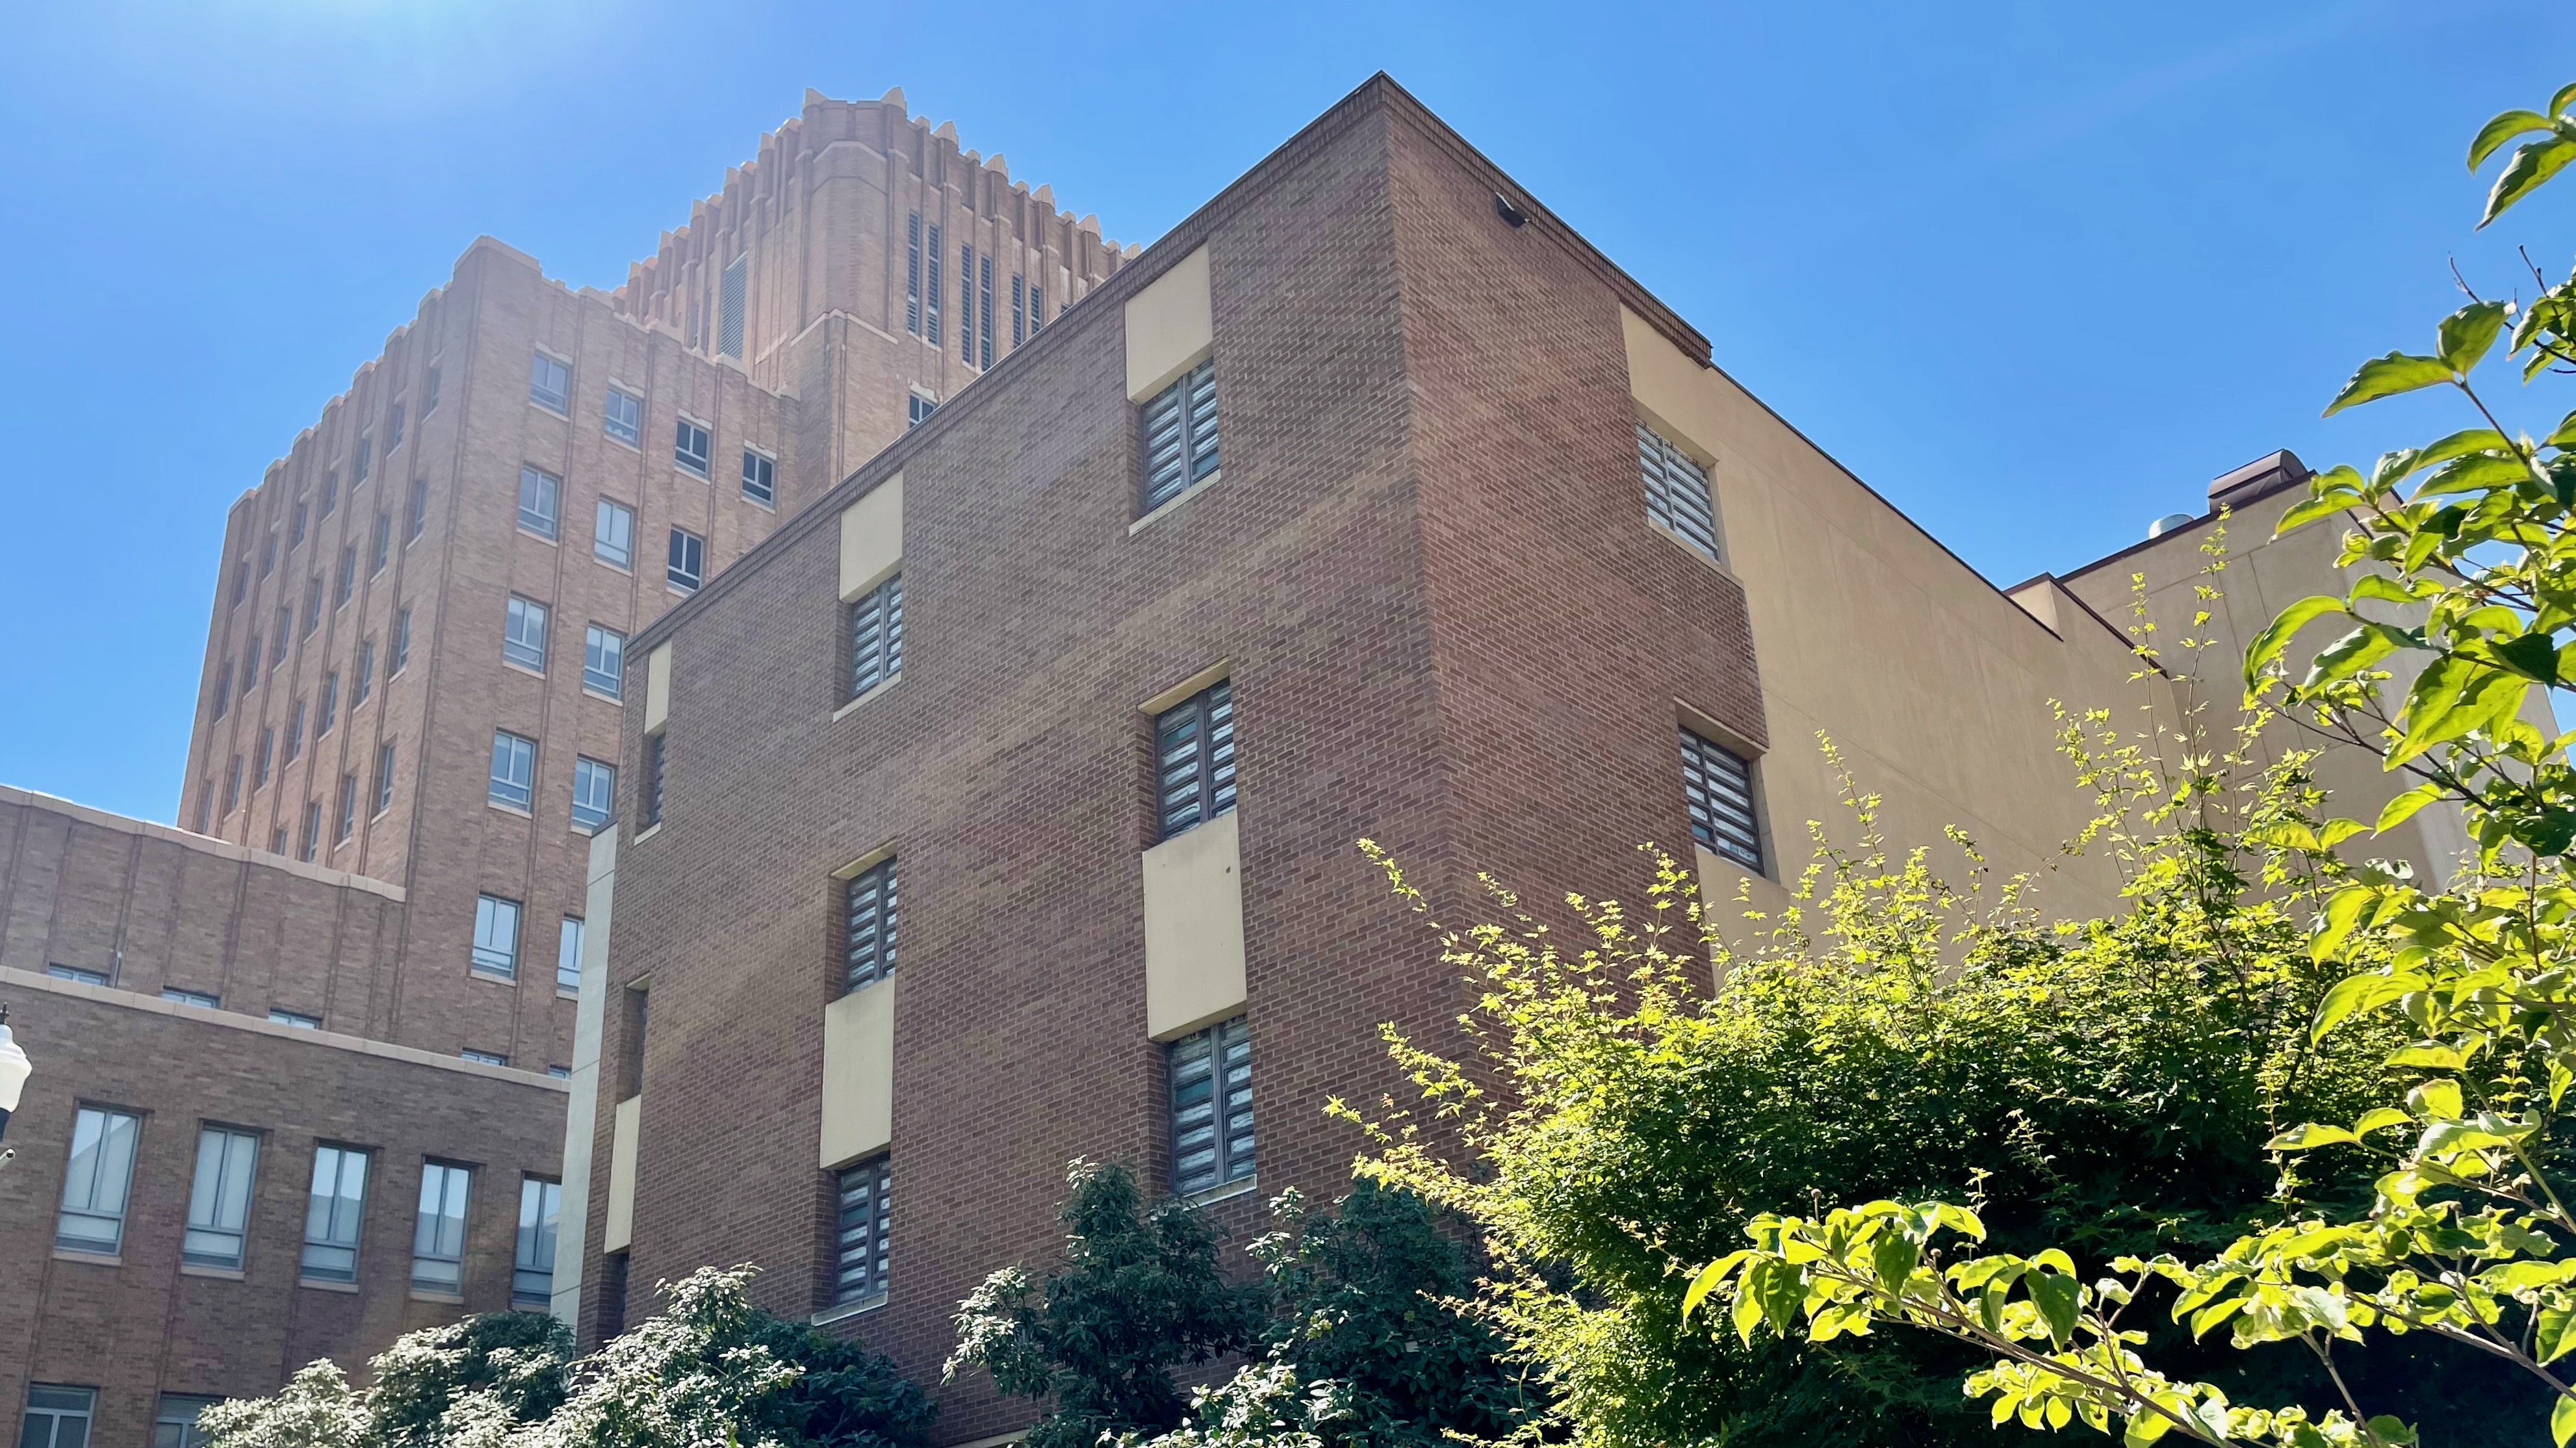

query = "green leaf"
[2483,137,2576,227]
[2409,1079,2465,1120]
[2554,81,2576,118]
[1730,1265,1766,1344]
[2497,632,2562,684]
[2354,1107,2414,1136]
[2375,784,2445,834]
[2469,109,2555,168]
[2312,889,2379,971]
[2325,352,2454,414]
[2417,426,2514,469]
[2303,623,2410,689]
[2246,595,2350,689]
[2414,450,2532,497]
[1871,1231,1920,1292]
[2027,1271,2081,1348]
[2439,300,2512,373]
[2538,1299,2576,1364]
[2267,1123,2360,1152]
[2552,1390,2575,1448]
[1682,1251,1747,1320]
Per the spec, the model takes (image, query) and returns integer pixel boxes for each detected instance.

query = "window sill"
[582,686,625,705]
[558,987,582,1000]
[676,465,712,484]
[181,1263,246,1280]
[301,1277,361,1294]
[1181,1175,1259,1209]
[502,659,548,681]
[667,584,699,599]
[632,823,663,846]
[517,527,560,548]
[1129,469,1224,536]
[813,1293,887,1325]
[51,1247,120,1266]
[409,1287,466,1304]
[470,966,521,985]
[530,399,570,419]
[606,433,641,454]
[1647,516,1737,583]
[596,558,634,576]
[742,496,777,513]
[487,799,534,819]
[831,673,903,722]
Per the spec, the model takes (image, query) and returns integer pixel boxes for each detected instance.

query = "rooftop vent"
[2208,449,2310,512]
[2147,513,2197,539]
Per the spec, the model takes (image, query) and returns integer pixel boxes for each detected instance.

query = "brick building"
[555,75,2415,1445]
[0,788,567,1448]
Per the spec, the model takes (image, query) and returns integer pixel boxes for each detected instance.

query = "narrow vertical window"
[489,730,536,810]
[595,498,636,569]
[584,625,625,697]
[1154,680,1237,840]
[640,732,667,828]
[185,1126,261,1269]
[519,466,561,539]
[408,478,428,541]
[473,894,522,977]
[605,389,643,446]
[213,660,232,720]
[318,671,339,736]
[667,528,705,593]
[304,575,323,634]
[572,758,617,833]
[273,608,292,669]
[335,772,357,842]
[1679,727,1763,871]
[530,352,571,413]
[299,801,320,861]
[503,596,550,673]
[412,1161,472,1293]
[285,701,304,761]
[242,638,261,695]
[261,531,277,576]
[979,253,994,368]
[255,727,274,787]
[374,740,396,816]
[717,255,747,359]
[1030,284,1044,333]
[904,212,923,335]
[1638,422,1720,562]
[194,785,212,834]
[424,365,440,414]
[55,1106,142,1254]
[302,1144,369,1282]
[233,556,248,606]
[1139,359,1220,511]
[1012,274,1025,347]
[1169,1016,1255,1196]
[842,857,897,992]
[741,449,775,507]
[354,639,375,705]
[556,917,586,992]
[336,546,355,605]
[320,470,339,517]
[388,402,406,450]
[674,419,712,477]
[291,499,309,547]
[224,756,242,816]
[832,1156,892,1306]
[960,244,976,362]
[925,223,943,346]
[847,575,903,698]
[390,608,411,675]
[515,1178,563,1308]
[354,436,372,484]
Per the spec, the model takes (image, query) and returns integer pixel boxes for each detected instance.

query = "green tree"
[1688,84,2576,1448]
[367,1312,573,1448]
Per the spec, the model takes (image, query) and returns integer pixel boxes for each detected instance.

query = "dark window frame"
[1153,680,1237,842]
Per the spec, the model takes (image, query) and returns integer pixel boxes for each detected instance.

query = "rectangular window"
[388,401,406,450]
[595,498,635,569]
[260,531,277,577]
[847,574,903,697]
[1031,283,1045,333]
[291,499,309,547]
[163,987,220,1008]
[391,608,411,675]
[472,894,522,977]
[717,254,747,359]
[270,825,289,855]
[530,352,571,413]
[45,964,110,987]
[299,802,320,862]
[336,547,355,606]
[272,608,291,669]
[583,625,625,697]
[904,212,922,335]
[741,449,775,507]
[408,478,428,541]
[925,223,943,346]
[667,528,704,593]
[1170,1016,1255,1196]
[22,1388,96,1448]
[489,730,536,810]
[185,1126,261,1269]
[335,772,357,843]
[519,466,561,539]
[318,672,339,736]
[1012,274,1025,346]
[960,244,975,362]
[1140,359,1220,511]
[424,365,440,415]
[56,1106,141,1254]
[504,595,550,673]
[302,1144,369,1282]
[605,389,642,446]
[304,575,323,634]
[832,1155,892,1306]
[242,638,261,695]
[515,1178,563,1308]
[223,756,242,816]
[354,639,375,705]
[212,660,231,721]
[557,916,586,991]
[194,786,211,834]
[979,253,994,368]
[842,857,897,992]
[255,727,274,787]
[412,1161,472,1293]
[907,394,936,429]
[270,1009,321,1029]
[1639,422,1719,562]
[641,732,667,829]
[374,740,396,816]
[462,1048,508,1066]
[354,436,372,485]
[153,1396,221,1448]
[1154,680,1237,840]
[320,470,338,517]
[572,757,617,833]
[674,419,712,477]
[1679,727,1762,871]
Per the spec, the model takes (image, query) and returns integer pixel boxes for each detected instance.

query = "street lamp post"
[0,1004,31,1170]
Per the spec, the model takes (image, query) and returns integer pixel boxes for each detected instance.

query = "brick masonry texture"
[575,79,1767,1442]
[0,792,565,1448]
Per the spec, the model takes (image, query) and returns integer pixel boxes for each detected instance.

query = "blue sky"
[4,0,2571,823]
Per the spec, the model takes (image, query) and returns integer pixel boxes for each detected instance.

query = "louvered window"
[904,213,922,335]
[1169,1016,1254,1196]
[925,224,943,346]
[841,858,897,992]
[640,732,666,827]
[960,244,976,362]
[1680,727,1762,870]
[717,255,747,359]
[979,253,995,368]
[1639,422,1719,561]
[848,575,904,698]
[832,1156,892,1304]
[1140,359,1220,512]
[1155,681,1236,840]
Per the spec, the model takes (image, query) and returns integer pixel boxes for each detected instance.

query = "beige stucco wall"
[1124,245,1213,402]
[1142,808,1248,1039]
[839,474,904,601]
[602,1094,640,1252]
[1622,309,2174,934]
[819,976,896,1167]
